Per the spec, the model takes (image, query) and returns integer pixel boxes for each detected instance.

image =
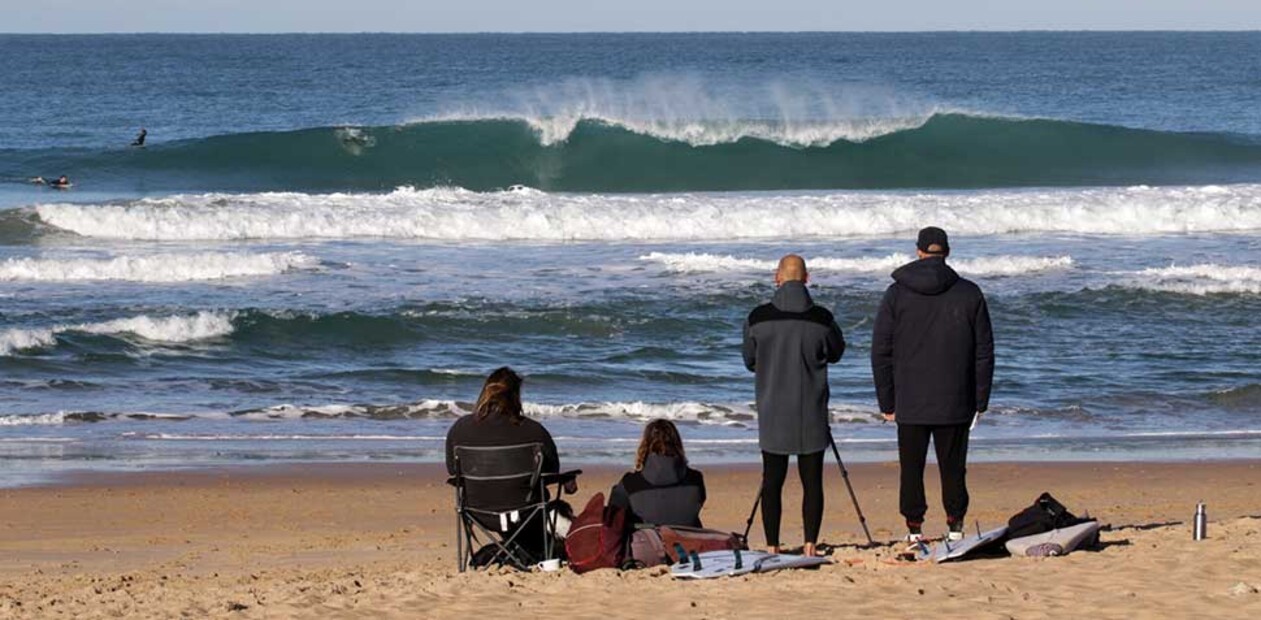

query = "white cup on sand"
[536,559,562,572]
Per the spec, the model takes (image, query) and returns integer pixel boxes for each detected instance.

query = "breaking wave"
[0,311,235,356]
[5,113,1261,192]
[0,251,317,282]
[640,252,1074,276]
[23,184,1261,242]
[1121,263,1261,295]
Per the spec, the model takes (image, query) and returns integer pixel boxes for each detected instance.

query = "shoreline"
[1,459,1258,617]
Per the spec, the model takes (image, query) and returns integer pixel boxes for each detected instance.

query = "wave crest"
[0,311,236,356]
[29,184,1261,242]
[7,112,1261,193]
[640,252,1074,276]
[0,252,317,283]
[1124,263,1261,295]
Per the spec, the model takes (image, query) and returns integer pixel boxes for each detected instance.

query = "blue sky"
[4,0,1261,33]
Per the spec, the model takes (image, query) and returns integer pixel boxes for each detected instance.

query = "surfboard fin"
[689,550,702,571]
[734,549,743,570]
[674,543,688,564]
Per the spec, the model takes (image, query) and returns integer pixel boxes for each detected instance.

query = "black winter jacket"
[609,454,706,527]
[742,281,846,455]
[871,256,995,425]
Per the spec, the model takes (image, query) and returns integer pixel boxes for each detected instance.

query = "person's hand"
[563,479,578,495]
[881,412,895,422]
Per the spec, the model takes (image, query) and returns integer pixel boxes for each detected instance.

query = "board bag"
[659,525,746,564]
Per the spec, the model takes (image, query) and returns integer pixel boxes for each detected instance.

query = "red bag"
[565,492,627,573]
[659,525,745,563]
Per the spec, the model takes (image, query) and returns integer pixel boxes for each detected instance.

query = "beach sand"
[1,460,1258,618]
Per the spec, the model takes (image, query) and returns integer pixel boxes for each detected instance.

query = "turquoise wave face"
[6,113,1261,193]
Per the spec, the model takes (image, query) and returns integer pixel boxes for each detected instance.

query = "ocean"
[1,33,1258,485]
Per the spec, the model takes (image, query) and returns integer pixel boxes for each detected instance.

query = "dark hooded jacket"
[609,454,706,527]
[871,256,994,425]
[742,281,846,455]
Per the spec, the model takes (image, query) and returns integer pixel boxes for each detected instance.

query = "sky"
[4,0,1261,33]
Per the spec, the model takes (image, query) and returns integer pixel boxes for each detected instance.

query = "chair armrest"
[540,469,582,485]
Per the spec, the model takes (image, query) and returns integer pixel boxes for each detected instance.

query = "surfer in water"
[131,128,147,146]
[34,175,71,189]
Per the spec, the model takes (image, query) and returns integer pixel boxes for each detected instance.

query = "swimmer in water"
[132,128,147,146]
[49,175,70,189]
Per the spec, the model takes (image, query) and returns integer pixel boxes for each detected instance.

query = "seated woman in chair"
[446,367,573,568]
[445,367,563,510]
[610,419,706,527]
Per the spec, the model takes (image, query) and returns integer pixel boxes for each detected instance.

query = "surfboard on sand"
[670,549,831,579]
[1005,520,1100,557]
[928,525,1009,563]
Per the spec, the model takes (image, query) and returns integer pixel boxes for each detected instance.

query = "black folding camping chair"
[449,442,581,572]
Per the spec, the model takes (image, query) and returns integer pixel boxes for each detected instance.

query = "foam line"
[31,184,1261,242]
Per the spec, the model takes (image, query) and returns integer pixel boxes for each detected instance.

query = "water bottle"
[1193,502,1207,541]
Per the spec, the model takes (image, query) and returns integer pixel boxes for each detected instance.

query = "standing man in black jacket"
[743,254,845,557]
[871,227,994,542]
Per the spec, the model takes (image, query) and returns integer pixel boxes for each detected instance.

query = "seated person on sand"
[610,419,706,527]
[445,367,573,550]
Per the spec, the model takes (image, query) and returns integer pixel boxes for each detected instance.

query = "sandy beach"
[1,460,1258,618]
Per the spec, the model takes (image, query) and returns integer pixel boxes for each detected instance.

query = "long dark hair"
[474,367,524,423]
[635,419,686,470]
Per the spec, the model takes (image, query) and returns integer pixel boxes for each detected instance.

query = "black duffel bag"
[1007,492,1087,539]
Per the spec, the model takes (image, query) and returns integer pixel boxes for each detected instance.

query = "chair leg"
[457,510,466,573]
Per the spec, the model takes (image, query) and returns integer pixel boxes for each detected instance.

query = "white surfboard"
[1005,520,1100,557]
[929,525,1008,563]
[671,549,831,579]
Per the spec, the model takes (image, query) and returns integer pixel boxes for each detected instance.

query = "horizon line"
[4,28,1261,36]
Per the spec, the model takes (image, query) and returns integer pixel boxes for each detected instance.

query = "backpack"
[659,525,745,563]
[625,527,669,569]
[1007,492,1087,539]
[565,492,627,573]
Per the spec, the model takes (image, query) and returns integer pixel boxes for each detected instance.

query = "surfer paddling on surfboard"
[742,255,846,557]
[872,227,994,544]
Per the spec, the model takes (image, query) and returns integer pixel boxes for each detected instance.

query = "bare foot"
[766,545,780,554]
[803,542,822,557]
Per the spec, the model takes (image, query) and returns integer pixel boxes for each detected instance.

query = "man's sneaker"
[947,519,966,542]
[904,520,924,543]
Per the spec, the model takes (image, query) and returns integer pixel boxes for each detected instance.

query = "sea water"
[1,33,1258,485]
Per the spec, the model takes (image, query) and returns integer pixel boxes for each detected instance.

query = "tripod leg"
[829,435,875,546]
[741,487,762,544]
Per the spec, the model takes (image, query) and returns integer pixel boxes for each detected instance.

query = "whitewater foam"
[0,311,236,356]
[30,184,1261,242]
[231,399,878,425]
[1123,263,1261,295]
[641,252,1074,276]
[0,251,317,283]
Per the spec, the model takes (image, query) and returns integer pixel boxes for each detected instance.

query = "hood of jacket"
[771,280,814,312]
[892,256,960,296]
[640,453,688,486]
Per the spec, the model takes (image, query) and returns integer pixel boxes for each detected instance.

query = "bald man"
[742,255,845,556]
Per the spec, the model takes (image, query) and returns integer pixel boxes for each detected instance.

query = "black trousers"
[897,423,970,526]
[760,450,824,547]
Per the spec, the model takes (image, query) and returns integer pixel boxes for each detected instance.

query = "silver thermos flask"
[1193,502,1207,540]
